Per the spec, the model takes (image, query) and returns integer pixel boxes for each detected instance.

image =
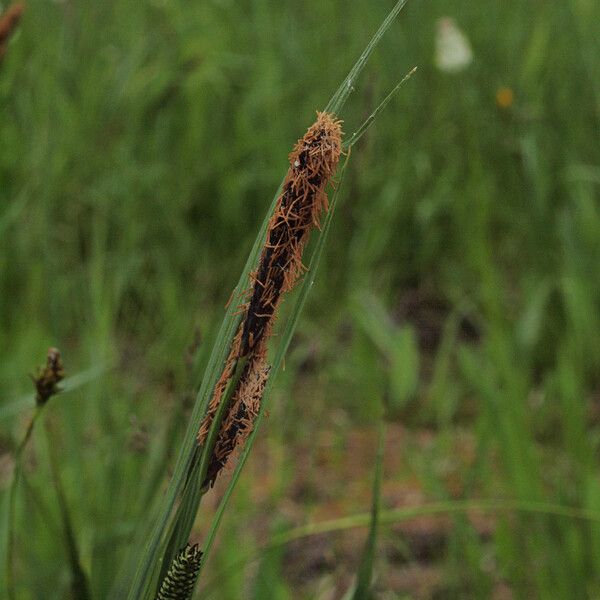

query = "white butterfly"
[435,17,473,73]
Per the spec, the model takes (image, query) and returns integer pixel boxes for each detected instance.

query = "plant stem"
[43,416,90,600]
[6,406,42,600]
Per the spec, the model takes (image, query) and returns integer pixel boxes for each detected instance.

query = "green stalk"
[5,407,43,600]
[158,356,248,586]
[351,420,385,600]
[196,66,417,577]
[125,3,411,597]
[5,363,99,598]
[43,417,90,600]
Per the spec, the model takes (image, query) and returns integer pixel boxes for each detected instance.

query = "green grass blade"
[351,420,385,600]
[126,3,409,596]
[192,4,413,576]
[344,67,417,149]
[125,207,272,598]
[43,420,90,600]
[201,499,600,597]
[325,0,409,114]
[198,155,351,576]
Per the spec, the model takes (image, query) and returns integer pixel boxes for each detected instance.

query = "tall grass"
[1,0,600,597]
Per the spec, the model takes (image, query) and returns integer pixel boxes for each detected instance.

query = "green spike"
[156,544,203,600]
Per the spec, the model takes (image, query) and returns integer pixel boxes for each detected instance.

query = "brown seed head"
[31,347,64,406]
[203,349,270,487]
[240,112,342,356]
[197,112,342,486]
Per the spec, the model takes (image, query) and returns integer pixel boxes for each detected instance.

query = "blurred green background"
[1,0,600,598]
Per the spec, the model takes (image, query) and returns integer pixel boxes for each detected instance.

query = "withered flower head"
[241,111,342,356]
[31,347,64,406]
[197,112,342,487]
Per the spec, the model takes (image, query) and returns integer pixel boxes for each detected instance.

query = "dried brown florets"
[240,112,342,356]
[31,347,64,406]
[0,3,25,61]
[197,327,243,443]
[203,350,270,487]
[197,112,342,486]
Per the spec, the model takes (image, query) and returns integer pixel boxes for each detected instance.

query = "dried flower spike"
[197,112,342,486]
[0,2,25,61]
[241,111,342,356]
[156,543,203,600]
[203,351,270,487]
[31,347,64,406]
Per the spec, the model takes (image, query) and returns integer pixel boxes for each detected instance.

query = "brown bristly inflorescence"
[204,352,270,486]
[31,347,65,406]
[197,112,343,487]
[0,2,25,61]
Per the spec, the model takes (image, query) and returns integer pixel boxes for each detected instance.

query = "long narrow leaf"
[351,421,385,600]
[125,2,410,597]
[199,154,351,572]
[325,0,409,114]
[125,194,278,599]
[200,499,600,598]
[196,56,417,579]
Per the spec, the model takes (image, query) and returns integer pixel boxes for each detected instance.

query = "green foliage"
[351,292,420,415]
[349,421,385,600]
[1,0,600,597]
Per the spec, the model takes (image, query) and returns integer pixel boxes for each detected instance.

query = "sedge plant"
[121,2,415,597]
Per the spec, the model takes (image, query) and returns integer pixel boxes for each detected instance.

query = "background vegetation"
[1,0,600,597]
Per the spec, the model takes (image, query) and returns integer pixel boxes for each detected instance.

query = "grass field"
[2,0,600,598]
